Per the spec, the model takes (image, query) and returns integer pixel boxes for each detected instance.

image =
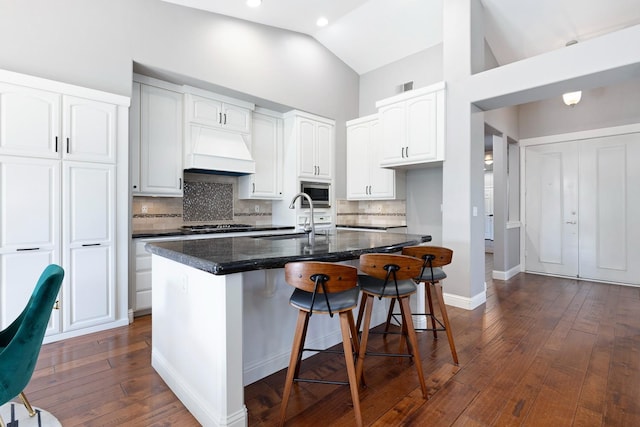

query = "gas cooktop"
[182,224,254,233]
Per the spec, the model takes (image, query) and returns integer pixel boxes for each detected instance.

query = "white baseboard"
[443,290,486,310]
[492,265,521,281]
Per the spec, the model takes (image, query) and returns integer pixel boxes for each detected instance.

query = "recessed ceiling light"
[246,0,262,8]
[316,16,329,27]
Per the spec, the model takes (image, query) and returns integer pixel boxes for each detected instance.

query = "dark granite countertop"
[132,224,295,239]
[336,224,407,230]
[145,230,431,275]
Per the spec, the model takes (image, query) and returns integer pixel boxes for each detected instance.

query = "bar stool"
[279,261,363,427]
[355,253,428,399]
[384,246,459,365]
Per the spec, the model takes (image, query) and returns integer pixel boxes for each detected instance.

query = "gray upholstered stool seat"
[357,274,417,297]
[290,286,359,313]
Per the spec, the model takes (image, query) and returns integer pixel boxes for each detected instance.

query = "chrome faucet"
[289,192,315,245]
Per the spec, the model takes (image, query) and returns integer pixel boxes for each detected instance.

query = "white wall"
[0,0,359,199]
[518,76,640,138]
[358,45,444,116]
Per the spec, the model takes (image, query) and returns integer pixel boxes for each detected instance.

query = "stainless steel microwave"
[300,181,331,208]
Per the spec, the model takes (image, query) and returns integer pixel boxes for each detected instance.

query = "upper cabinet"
[285,110,334,181]
[186,93,251,134]
[0,83,60,158]
[238,109,283,199]
[346,115,404,200]
[376,82,445,168]
[0,84,116,163]
[130,81,184,196]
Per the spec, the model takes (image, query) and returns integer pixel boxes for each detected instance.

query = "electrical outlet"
[141,205,148,214]
[254,205,260,213]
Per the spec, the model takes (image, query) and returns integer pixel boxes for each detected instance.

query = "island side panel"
[151,254,247,427]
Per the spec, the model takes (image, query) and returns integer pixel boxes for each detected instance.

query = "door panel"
[579,133,640,284]
[525,142,578,276]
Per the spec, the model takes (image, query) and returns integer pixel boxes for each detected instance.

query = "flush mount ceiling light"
[484,153,493,165]
[562,91,582,106]
[562,40,582,106]
[246,0,262,8]
[316,16,329,27]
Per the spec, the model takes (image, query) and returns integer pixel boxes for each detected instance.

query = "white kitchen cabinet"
[346,115,403,200]
[130,82,183,196]
[62,162,116,331]
[186,93,251,134]
[0,156,61,336]
[285,110,334,181]
[0,85,116,163]
[238,109,283,199]
[62,95,117,163]
[0,83,60,158]
[0,69,128,344]
[377,82,445,168]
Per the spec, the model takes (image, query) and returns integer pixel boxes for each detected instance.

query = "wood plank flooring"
[22,255,640,426]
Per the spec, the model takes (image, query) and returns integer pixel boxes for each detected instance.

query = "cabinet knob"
[53,300,60,310]
[401,147,405,158]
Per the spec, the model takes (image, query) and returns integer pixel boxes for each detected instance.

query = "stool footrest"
[365,351,413,358]
[389,312,447,331]
[294,378,350,386]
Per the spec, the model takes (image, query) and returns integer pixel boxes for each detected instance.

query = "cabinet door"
[222,104,251,134]
[63,96,116,163]
[405,92,438,162]
[0,156,60,250]
[62,162,115,331]
[346,122,371,199]
[251,113,282,198]
[0,156,61,335]
[298,118,317,178]
[368,120,396,198]
[378,102,405,166]
[315,122,333,180]
[130,82,141,193]
[0,83,60,158]
[140,84,183,196]
[189,94,222,128]
[0,250,61,335]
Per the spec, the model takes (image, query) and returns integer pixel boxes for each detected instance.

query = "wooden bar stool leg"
[340,312,363,427]
[347,310,366,387]
[384,298,397,333]
[355,292,367,332]
[433,282,459,365]
[397,297,411,357]
[424,281,438,339]
[399,297,428,399]
[279,310,308,426]
[293,313,311,379]
[355,294,374,385]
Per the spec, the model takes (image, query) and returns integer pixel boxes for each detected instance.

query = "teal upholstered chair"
[0,264,64,427]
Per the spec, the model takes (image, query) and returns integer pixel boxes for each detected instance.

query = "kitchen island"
[146,230,430,427]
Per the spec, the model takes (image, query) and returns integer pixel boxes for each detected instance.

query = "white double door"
[525,132,640,284]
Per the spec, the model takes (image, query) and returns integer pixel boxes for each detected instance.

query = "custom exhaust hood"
[184,124,256,175]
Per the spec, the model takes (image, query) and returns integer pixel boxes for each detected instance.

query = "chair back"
[285,262,358,316]
[402,246,453,269]
[0,264,65,405]
[359,253,423,282]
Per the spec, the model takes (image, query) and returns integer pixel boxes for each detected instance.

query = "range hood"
[184,124,256,175]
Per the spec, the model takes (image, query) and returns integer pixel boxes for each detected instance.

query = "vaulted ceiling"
[161,0,640,74]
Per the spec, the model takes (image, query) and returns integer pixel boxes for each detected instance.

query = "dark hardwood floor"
[23,255,640,426]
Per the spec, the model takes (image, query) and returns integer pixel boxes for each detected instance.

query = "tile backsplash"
[132,172,272,232]
[335,199,406,227]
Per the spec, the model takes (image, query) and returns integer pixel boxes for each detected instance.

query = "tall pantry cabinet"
[0,69,129,342]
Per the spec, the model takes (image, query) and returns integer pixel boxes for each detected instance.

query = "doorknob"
[565,221,577,224]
